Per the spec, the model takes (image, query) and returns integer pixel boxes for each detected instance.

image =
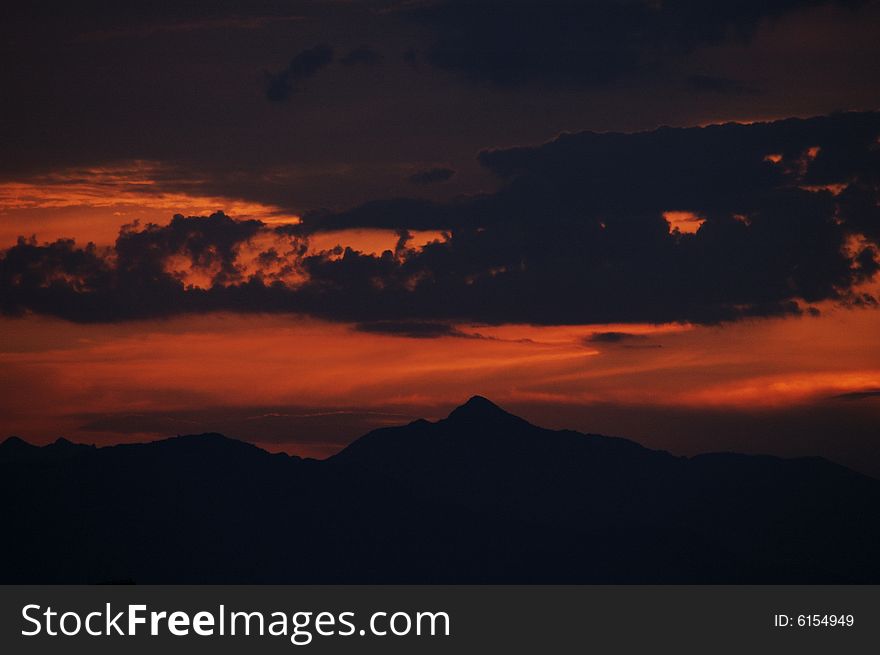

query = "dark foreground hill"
[1,396,878,583]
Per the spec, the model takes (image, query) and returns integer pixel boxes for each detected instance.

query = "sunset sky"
[2,1,879,474]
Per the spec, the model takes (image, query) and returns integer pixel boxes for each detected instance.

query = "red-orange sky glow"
[2,167,879,471]
[2,298,878,467]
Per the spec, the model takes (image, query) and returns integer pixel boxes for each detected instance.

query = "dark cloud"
[0,213,271,322]
[296,198,456,233]
[407,0,862,86]
[833,390,880,401]
[685,75,759,95]
[76,14,306,41]
[340,45,382,67]
[408,167,456,185]
[586,332,649,344]
[586,332,663,349]
[2,112,879,327]
[354,320,464,339]
[403,47,419,67]
[266,44,334,102]
[838,182,880,244]
[2,0,878,214]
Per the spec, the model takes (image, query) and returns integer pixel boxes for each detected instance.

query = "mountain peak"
[461,394,500,408]
[1,436,34,450]
[48,437,95,451]
[446,396,523,424]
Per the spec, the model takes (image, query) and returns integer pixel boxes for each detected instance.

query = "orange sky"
[0,163,301,246]
[0,169,448,268]
[2,301,878,461]
[1,168,879,472]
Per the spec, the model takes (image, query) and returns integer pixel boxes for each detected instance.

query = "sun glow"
[663,211,705,235]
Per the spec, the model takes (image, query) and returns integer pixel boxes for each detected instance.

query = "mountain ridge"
[1,398,867,479]
[2,397,878,584]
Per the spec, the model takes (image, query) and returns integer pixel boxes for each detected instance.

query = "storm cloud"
[340,44,382,67]
[586,332,650,344]
[2,112,878,327]
[266,43,334,102]
[407,0,864,86]
[408,167,456,185]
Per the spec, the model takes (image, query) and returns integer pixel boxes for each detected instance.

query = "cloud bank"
[406,0,864,86]
[266,44,334,102]
[2,112,878,326]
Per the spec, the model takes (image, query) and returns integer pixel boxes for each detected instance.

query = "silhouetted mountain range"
[2,396,878,583]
